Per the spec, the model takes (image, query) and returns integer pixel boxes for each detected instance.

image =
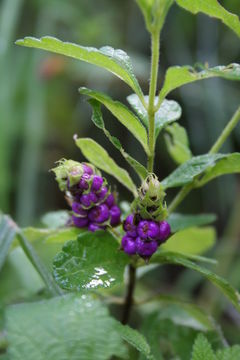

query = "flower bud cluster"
[122,214,171,259]
[53,160,121,232]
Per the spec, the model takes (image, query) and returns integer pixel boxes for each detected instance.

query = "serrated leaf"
[198,153,240,186]
[159,64,240,101]
[168,213,217,232]
[127,94,182,138]
[75,137,137,195]
[89,98,148,180]
[176,0,240,39]
[79,88,149,154]
[216,345,240,360]
[0,215,17,272]
[165,123,192,164]
[151,251,240,312]
[191,334,215,360]
[162,227,216,256]
[16,36,143,99]
[116,322,155,360]
[53,231,129,291]
[6,294,127,360]
[162,154,227,189]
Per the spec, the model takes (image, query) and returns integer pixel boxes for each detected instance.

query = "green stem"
[209,106,240,154]
[17,230,61,296]
[168,106,240,213]
[147,30,160,172]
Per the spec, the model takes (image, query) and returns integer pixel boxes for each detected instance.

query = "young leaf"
[0,215,17,272]
[216,345,240,360]
[164,123,192,164]
[151,251,240,312]
[162,153,227,189]
[15,36,144,99]
[75,137,137,195]
[176,0,240,39]
[159,63,240,102]
[79,87,149,154]
[168,213,217,232]
[191,334,215,360]
[115,322,155,360]
[6,294,127,360]
[127,94,182,138]
[162,226,216,256]
[53,231,129,291]
[89,98,148,180]
[198,153,240,186]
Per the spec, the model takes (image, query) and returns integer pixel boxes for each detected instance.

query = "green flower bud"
[52,159,85,191]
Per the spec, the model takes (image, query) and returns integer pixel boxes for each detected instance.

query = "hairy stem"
[122,264,136,324]
[168,105,240,213]
[147,30,160,172]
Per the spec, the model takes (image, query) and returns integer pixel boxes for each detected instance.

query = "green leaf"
[127,94,182,138]
[162,227,216,256]
[53,231,129,291]
[135,0,154,31]
[216,345,240,360]
[6,294,127,360]
[165,123,192,164]
[116,322,155,360]
[176,0,240,39]
[162,154,226,189]
[89,99,148,180]
[168,213,217,232]
[79,87,149,154]
[16,36,143,99]
[151,251,240,312]
[191,334,215,360]
[41,210,70,229]
[0,215,17,272]
[75,137,137,195]
[198,153,240,186]
[159,63,240,101]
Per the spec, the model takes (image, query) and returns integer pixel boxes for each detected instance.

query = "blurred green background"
[0,0,240,345]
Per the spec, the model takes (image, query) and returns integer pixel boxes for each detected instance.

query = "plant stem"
[209,106,240,154]
[122,264,136,324]
[168,106,240,213]
[147,30,160,172]
[17,230,61,296]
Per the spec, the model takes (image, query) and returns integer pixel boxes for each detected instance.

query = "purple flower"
[137,220,159,239]
[97,186,108,201]
[136,237,158,257]
[88,223,103,232]
[83,163,94,175]
[72,202,88,216]
[79,173,91,190]
[88,204,109,223]
[123,214,137,238]
[72,215,88,228]
[121,235,137,255]
[91,175,103,192]
[109,205,121,226]
[158,221,171,242]
[105,193,115,208]
[80,192,98,207]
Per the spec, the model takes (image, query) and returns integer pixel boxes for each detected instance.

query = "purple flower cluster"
[69,164,121,232]
[122,214,171,259]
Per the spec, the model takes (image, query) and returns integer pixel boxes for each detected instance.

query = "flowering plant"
[1,1,240,359]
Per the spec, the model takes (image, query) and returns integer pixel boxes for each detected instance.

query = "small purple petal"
[121,235,137,255]
[72,202,88,216]
[80,192,98,207]
[105,193,115,208]
[158,221,171,242]
[137,220,159,239]
[110,205,121,226]
[72,215,88,228]
[136,237,158,257]
[79,173,91,190]
[91,175,103,192]
[88,204,109,223]
[97,186,108,201]
[123,214,137,238]
[83,163,94,175]
[88,223,102,232]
